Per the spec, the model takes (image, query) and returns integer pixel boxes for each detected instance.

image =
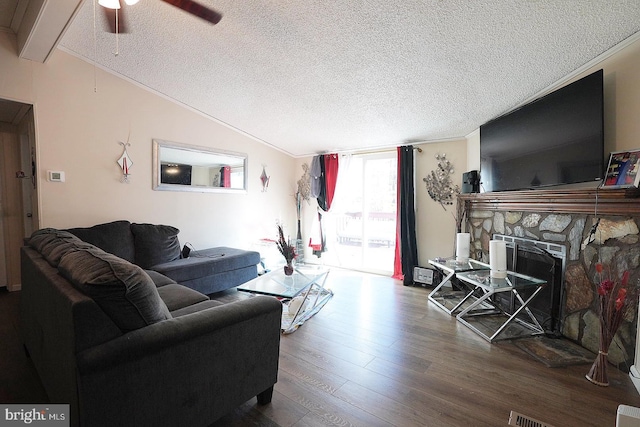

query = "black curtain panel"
[313,156,328,257]
[398,146,418,285]
[317,156,328,211]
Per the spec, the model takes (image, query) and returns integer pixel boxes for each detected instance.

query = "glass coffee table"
[237,265,332,334]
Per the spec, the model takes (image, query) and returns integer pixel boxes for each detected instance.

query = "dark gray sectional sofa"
[20,226,282,427]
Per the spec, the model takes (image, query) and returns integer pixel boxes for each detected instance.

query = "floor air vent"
[508,411,555,427]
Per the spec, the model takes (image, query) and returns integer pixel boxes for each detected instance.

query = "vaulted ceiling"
[3,1,640,157]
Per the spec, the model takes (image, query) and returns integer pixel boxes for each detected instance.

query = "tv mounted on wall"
[480,69,604,192]
[161,163,192,185]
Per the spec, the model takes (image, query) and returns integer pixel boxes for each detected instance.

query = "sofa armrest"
[76,296,282,375]
[74,295,282,426]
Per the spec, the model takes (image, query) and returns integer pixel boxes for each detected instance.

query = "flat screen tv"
[480,69,604,192]
[161,163,192,185]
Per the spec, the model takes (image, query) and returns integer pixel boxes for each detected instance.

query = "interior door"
[0,173,7,288]
[18,109,37,237]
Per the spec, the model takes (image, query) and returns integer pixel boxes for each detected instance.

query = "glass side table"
[427,257,490,315]
[455,269,546,342]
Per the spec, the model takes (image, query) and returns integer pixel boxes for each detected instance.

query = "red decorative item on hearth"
[586,263,636,386]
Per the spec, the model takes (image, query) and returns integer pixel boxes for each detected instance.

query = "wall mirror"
[152,139,247,193]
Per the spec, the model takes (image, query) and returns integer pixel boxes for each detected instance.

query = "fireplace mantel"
[459,187,640,216]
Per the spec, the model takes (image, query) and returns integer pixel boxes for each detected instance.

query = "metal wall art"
[423,153,459,208]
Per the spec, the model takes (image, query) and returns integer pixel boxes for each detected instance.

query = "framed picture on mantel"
[603,149,640,188]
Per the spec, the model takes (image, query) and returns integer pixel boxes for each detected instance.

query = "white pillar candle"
[489,240,507,279]
[456,233,470,262]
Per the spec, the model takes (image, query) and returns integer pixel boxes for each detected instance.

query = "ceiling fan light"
[98,0,121,9]
[124,0,139,5]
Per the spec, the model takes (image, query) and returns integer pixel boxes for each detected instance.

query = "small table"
[428,257,491,315]
[455,270,546,342]
[237,265,332,334]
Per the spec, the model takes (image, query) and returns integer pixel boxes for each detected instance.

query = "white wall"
[0,32,297,251]
[415,139,467,265]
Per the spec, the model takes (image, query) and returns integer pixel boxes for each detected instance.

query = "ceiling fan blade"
[102,7,129,34]
[161,0,222,25]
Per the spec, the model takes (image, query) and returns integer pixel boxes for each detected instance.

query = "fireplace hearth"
[459,188,640,370]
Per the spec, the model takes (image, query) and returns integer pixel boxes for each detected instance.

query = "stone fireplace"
[459,187,640,369]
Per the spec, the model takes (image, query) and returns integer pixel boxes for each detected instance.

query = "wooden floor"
[2,269,640,426]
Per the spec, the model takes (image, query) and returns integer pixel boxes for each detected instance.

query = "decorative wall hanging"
[260,165,270,192]
[423,153,459,209]
[295,163,311,263]
[117,141,132,183]
[296,163,311,204]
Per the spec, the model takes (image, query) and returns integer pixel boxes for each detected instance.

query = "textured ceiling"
[29,2,640,156]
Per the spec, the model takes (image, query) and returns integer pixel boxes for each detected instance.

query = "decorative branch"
[276,224,296,264]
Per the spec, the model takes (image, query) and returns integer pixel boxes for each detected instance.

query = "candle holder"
[456,232,470,262]
[117,142,132,183]
[489,240,507,279]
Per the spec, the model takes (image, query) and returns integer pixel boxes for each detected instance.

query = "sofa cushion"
[131,223,181,269]
[42,239,97,268]
[29,228,78,251]
[58,248,172,332]
[151,247,260,282]
[66,220,136,263]
[156,284,209,311]
[145,270,177,288]
[169,300,224,317]
[29,229,95,267]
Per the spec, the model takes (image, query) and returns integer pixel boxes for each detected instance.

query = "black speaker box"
[462,170,479,193]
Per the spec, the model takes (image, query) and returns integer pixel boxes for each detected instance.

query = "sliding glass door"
[325,152,397,275]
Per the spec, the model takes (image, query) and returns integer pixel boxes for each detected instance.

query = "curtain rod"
[335,146,422,156]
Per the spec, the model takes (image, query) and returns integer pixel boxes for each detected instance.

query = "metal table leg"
[456,284,545,342]
[283,270,333,334]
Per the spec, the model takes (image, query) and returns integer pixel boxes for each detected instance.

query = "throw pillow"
[66,220,136,263]
[41,239,96,268]
[58,248,172,332]
[29,229,94,267]
[131,223,181,269]
[29,229,76,252]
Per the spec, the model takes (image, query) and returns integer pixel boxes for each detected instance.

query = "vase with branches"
[586,263,637,386]
[276,224,297,276]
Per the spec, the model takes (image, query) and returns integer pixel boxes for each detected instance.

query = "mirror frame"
[152,139,248,193]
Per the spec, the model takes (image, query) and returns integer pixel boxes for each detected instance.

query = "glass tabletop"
[428,257,490,273]
[456,269,546,290]
[237,265,329,299]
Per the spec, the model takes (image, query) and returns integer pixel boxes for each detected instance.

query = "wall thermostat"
[48,171,65,182]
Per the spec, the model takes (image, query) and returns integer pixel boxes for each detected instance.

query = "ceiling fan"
[99,0,223,34]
